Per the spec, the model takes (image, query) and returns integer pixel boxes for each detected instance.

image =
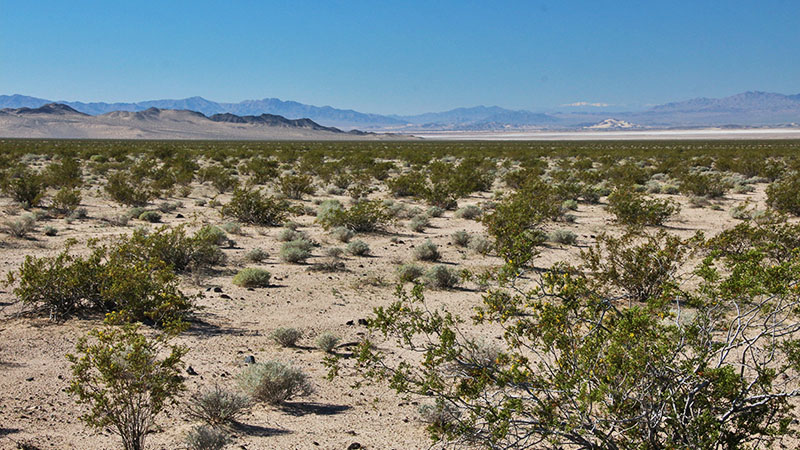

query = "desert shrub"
[116,225,226,273]
[387,172,426,197]
[581,230,688,304]
[185,425,229,450]
[271,327,303,347]
[66,324,186,450]
[409,214,430,232]
[222,188,293,226]
[244,248,269,263]
[277,227,306,242]
[729,203,753,220]
[424,265,460,289]
[283,220,301,230]
[43,225,58,236]
[278,173,315,199]
[325,247,345,258]
[105,172,154,207]
[662,184,680,194]
[547,229,577,245]
[220,222,243,235]
[2,167,46,208]
[51,187,81,214]
[44,156,82,188]
[346,240,371,256]
[279,240,312,264]
[237,360,313,405]
[138,211,162,223]
[316,199,343,221]
[242,157,279,185]
[413,239,441,261]
[330,226,354,243]
[198,165,238,193]
[315,332,340,353]
[766,173,800,215]
[317,199,391,232]
[3,214,36,238]
[186,385,250,427]
[679,172,731,198]
[607,188,679,226]
[561,199,579,211]
[452,230,471,247]
[481,180,558,265]
[397,263,425,283]
[427,206,445,217]
[232,268,271,288]
[418,400,462,435]
[469,236,493,256]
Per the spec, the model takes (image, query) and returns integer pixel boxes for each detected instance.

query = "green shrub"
[346,239,371,256]
[278,173,315,199]
[44,156,82,188]
[679,172,731,198]
[424,265,460,289]
[186,385,250,427]
[51,187,82,214]
[66,324,187,450]
[271,328,303,347]
[244,248,269,263]
[607,188,679,226]
[317,200,391,232]
[220,222,243,235]
[279,240,312,264]
[413,239,441,261]
[222,188,294,226]
[198,165,238,193]
[115,225,226,273]
[315,332,340,353]
[232,268,271,288]
[105,172,154,207]
[237,360,313,405]
[452,230,471,247]
[43,225,58,236]
[766,173,800,215]
[3,167,46,208]
[138,211,162,223]
[277,227,307,242]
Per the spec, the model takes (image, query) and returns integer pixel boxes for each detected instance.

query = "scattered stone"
[348,443,362,449]
[187,366,198,376]
[243,355,256,365]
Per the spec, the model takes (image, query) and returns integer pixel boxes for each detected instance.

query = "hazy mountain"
[2,91,800,131]
[0,103,381,140]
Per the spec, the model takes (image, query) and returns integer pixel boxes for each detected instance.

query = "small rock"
[220,294,231,299]
[175,213,184,219]
[348,443,362,449]
[187,366,198,376]
[346,320,354,326]
[358,318,369,326]
[213,287,223,293]
[243,355,256,365]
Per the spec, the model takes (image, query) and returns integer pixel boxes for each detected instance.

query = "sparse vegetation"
[238,360,313,405]
[232,268,271,288]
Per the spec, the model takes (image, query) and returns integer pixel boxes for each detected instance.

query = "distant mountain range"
[0,103,383,140]
[1,91,799,131]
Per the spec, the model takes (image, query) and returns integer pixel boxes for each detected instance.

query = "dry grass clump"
[237,361,313,405]
[413,239,441,261]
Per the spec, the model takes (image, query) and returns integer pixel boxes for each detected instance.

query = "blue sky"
[1,1,798,114]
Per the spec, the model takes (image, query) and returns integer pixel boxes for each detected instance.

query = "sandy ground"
[0,171,773,449]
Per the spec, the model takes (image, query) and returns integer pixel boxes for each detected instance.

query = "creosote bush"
[766,172,800,215]
[237,360,313,405]
[51,187,82,214]
[317,199,391,232]
[67,323,186,450]
[232,268,271,288]
[607,187,679,226]
[222,188,294,226]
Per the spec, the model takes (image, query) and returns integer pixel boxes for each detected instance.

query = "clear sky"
[1,0,798,114]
